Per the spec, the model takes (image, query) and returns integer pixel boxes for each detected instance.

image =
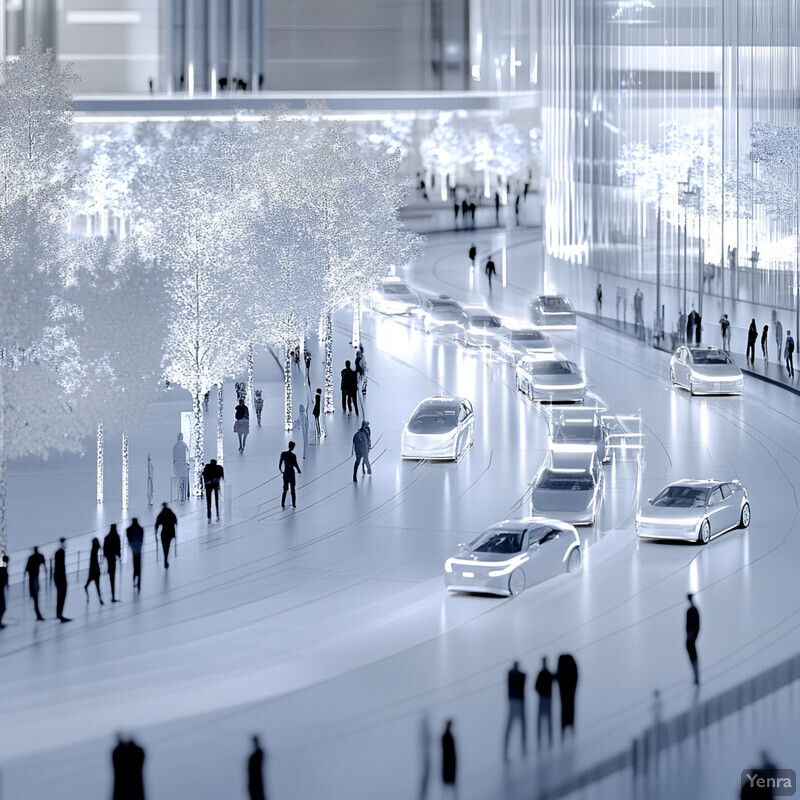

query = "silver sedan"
[371,278,421,315]
[669,346,743,395]
[636,479,750,544]
[549,409,610,464]
[457,313,510,349]
[444,518,581,596]
[499,327,555,360]
[515,357,586,403]
[401,396,475,461]
[530,451,604,526]
[421,297,468,335]
[530,295,577,329]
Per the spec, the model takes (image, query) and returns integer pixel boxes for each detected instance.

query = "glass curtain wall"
[542,0,800,330]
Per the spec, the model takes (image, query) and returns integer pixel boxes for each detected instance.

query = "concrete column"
[184,0,195,94]
[250,0,259,90]
[229,0,239,88]
[209,0,218,95]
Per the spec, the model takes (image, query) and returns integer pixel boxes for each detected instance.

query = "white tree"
[419,112,472,199]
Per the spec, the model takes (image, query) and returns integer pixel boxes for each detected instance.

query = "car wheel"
[740,502,751,529]
[697,518,711,545]
[567,548,581,574]
[508,568,526,596]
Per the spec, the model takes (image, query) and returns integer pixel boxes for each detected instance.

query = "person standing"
[761,324,769,360]
[785,330,795,377]
[494,191,501,225]
[719,314,731,352]
[172,432,189,500]
[514,194,521,225]
[25,546,45,621]
[202,459,225,521]
[293,405,309,459]
[155,502,178,569]
[534,657,554,748]
[279,441,301,508]
[775,318,783,362]
[104,524,121,602]
[746,319,758,363]
[634,288,644,334]
[352,421,372,482]
[485,259,496,291]
[112,736,146,800]
[686,593,701,685]
[84,537,104,605]
[468,244,477,272]
[453,201,459,228]
[503,661,527,761]
[595,283,603,316]
[304,349,312,387]
[312,388,325,439]
[694,310,702,344]
[556,654,579,738]
[126,519,144,594]
[254,390,264,427]
[355,346,368,397]
[247,735,266,800]
[234,397,250,453]
[54,538,71,622]
[0,555,8,628]
[441,720,457,795]
[686,308,695,344]
[340,360,359,417]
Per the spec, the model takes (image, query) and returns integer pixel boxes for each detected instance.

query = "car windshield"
[553,425,599,443]
[652,486,709,508]
[511,330,545,342]
[530,361,573,375]
[430,301,459,311]
[473,530,524,553]
[382,284,410,295]
[470,317,501,329]
[541,297,572,311]
[408,406,457,433]
[691,349,732,365]
[537,472,594,490]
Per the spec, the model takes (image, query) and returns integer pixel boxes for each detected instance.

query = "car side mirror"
[529,542,540,550]
[647,498,652,504]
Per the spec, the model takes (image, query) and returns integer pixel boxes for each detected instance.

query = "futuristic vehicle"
[457,313,510,349]
[444,517,581,596]
[669,346,743,396]
[530,451,604,525]
[530,295,577,329]
[421,296,469,335]
[401,396,475,460]
[499,327,555,360]
[635,479,750,544]
[515,357,586,403]
[549,409,610,463]
[370,277,421,315]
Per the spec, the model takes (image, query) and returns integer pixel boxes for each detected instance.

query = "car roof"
[665,478,724,490]
[414,395,464,412]
[546,450,596,470]
[484,517,573,534]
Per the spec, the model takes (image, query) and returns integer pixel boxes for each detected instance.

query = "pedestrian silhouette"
[785,330,795,377]
[485,259,496,291]
[126,519,144,594]
[595,283,603,316]
[247,735,266,800]
[556,653,579,737]
[441,719,457,795]
[172,432,189,500]
[418,714,431,800]
[54,537,71,622]
[155,502,177,568]
[740,750,778,799]
[534,656,554,748]
[254,390,264,427]
[719,313,731,352]
[746,319,758,363]
[202,459,225,521]
[686,307,696,343]
[235,398,250,452]
[761,324,769,360]
[340,360,359,416]
[775,318,783,362]
[112,735,146,800]
[468,244,477,272]
[453,201,459,228]
[104,524,121,602]
[293,405,309,459]
[84,537,104,605]
[25,546,45,620]
[313,388,326,439]
[694,311,702,343]
[0,555,8,628]
[469,201,476,225]
[279,441,301,508]
[494,191,501,224]
[686,593,701,685]
[503,661,527,760]
[352,420,372,482]
[515,194,520,225]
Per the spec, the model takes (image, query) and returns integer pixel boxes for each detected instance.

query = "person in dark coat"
[247,735,266,800]
[785,330,795,377]
[340,360,359,416]
[485,259,496,291]
[686,308,695,343]
[104,524,121,602]
[112,735,146,800]
[556,654,579,737]
[155,502,178,568]
[761,324,769,360]
[25,546,45,620]
[441,720,456,793]
[746,319,758,363]
[686,593,701,685]
[312,388,325,439]
[84,537,104,604]
[468,244,477,271]
[254,390,264,427]
[234,398,250,453]
[202,459,225,521]
[494,191,501,224]
[279,441,301,508]
[352,421,372,482]
[54,538,71,622]
[694,311,702,343]
[453,201,459,227]
[126,519,144,594]
[534,657,554,748]
[503,661,527,760]
[0,555,9,628]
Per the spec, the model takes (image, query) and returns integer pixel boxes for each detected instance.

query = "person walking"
[775,318,783,362]
[761,324,769,360]
[785,330,795,377]
[234,397,250,453]
[503,661,527,761]
[172,432,189,500]
[556,654,579,738]
[155,502,178,569]
[494,191,501,225]
[0,555,8,628]
[84,537,104,605]
[340,360,359,417]
[112,735,146,800]
[686,593,701,685]
[247,735,266,800]
[595,283,603,316]
[485,259,496,292]
[352,421,372,482]
[104,524,121,602]
[25,546,46,621]
[202,459,225,521]
[719,314,731,352]
[634,288,644,335]
[441,720,457,796]
[468,244,477,272]
[126,519,144,594]
[534,657,554,748]
[293,404,309,459]
[746,319,758,364]
[254,390,264,427]
[279,441,301,508]
[304,349,312,386]
[355,346,368,397]
[54,538,71,622]
[312,388,325,440]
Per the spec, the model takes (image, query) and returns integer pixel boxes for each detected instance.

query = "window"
[720,484,732,499]
[709,487,724,506]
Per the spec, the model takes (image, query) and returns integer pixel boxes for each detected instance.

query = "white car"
[457,313,510,349]
[421,297,469,335]
[515,357,586,403]
[499,328,555,360]
[549,409,610,463]
[669,346,743,395]
[371,277,421,315]
[530,451,604,526]
[530,295,577,329]
[401,396,475,461]
[444,518,581,596]
[636,479,750,544]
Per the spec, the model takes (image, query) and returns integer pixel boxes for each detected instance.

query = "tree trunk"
[284,348,293,432]
[96,422,104,504]
[121,432,129,510]
[192,389,204,497]
[216,381,224,466]
[352,300,361,351]
[247,342,254,410]
[324,311,335,414]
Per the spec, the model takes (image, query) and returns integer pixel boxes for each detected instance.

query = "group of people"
[340,347,368,416]
[743,317,795,376]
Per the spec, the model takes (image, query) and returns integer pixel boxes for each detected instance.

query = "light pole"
[678,174,702,317]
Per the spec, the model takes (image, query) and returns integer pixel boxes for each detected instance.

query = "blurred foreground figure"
[247,736,266,800]
[112,735,145,800]
[441,720,457,796]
